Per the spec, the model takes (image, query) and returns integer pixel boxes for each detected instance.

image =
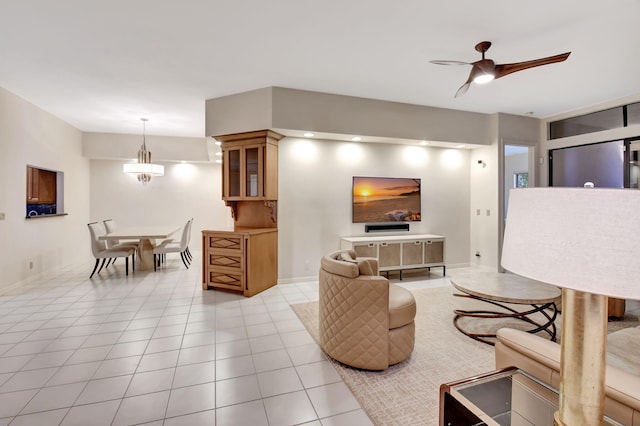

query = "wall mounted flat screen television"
[352,176,421,223]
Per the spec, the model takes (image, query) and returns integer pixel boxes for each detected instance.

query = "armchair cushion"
[320,253,360,278]
[389,284,417,329]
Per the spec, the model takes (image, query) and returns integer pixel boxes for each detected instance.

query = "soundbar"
[365,223,410,233]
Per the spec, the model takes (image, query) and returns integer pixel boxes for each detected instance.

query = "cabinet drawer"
[353,244,377,258]
[207,235,243,252]
[402,241,423,266]
[207,268,243,290]
[425,241,444,263]
[378,243,401,267]
[206,252,243,270]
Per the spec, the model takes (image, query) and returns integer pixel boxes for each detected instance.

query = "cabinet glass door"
[245,147,260,197]
[227,149,241,197]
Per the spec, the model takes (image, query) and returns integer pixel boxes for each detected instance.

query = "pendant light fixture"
[123,118,164,185]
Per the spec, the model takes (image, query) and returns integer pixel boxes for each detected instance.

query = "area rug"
[292,285,495,426]
[291,284,640,426]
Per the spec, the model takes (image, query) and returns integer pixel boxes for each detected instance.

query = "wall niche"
[26,165,66,218]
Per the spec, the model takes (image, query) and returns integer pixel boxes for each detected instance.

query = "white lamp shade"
[123,163,164,176]
[502,187,640,299]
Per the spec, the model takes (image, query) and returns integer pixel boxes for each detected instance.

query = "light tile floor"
[0,253,452,426]
[0,254,393,426]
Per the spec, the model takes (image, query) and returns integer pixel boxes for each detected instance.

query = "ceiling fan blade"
[494,52,571,79]
[430,60,470,66]
[455,81,471,98]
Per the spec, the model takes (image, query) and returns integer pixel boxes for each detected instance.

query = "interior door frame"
[498,139,537,272]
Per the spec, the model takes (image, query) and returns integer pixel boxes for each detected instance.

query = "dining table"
[99,225,182,271]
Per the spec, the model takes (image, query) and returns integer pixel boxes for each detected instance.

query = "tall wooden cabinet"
[202,130,283,296]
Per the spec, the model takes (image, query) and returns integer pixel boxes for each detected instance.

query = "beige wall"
[206,87,494,146]
[278,137,471,281]
[1,83,559,288]
[87,134,474,283]
[0,86,90,290]
[270,87,493,145]
[83,133,210,162]
[469,143,499,269]
[89,160,229,248]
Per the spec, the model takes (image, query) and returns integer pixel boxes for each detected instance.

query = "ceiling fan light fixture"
[474,73,495,84]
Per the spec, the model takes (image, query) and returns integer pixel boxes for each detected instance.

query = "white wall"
[469,144,499,270]
[89,160,230,248]
[278,137,471,282]
[0,86,90,289]
[89,139,472,284]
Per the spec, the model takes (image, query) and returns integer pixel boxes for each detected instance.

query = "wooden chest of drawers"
[202,229,277,296]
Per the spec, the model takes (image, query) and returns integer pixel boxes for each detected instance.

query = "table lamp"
[501,187,640,425]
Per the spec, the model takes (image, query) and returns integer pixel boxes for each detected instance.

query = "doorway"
[504,144,534,220]
[498,143,535,272]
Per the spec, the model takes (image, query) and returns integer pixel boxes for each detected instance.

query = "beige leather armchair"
[319,250,416,370]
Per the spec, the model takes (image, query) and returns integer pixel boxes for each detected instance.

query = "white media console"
[340,234,446,279]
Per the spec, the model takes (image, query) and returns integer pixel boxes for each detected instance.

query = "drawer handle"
[368,243,375,248]
[426,241,433,245]
[414,241,421,245]
[381,242,388,247]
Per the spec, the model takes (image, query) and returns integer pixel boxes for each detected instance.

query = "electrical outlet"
[476,209,480,216]
[486,209,491,217]
[0,212,5,220]
[29,261,34,270]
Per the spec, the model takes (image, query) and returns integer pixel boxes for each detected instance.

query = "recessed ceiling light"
[303,132,314,138]
[214,140,221,146]
[456,144,466,149]
[420,140,429,146]
[351,136,362,142]
[524,111,534,116]
[215,151,222,156]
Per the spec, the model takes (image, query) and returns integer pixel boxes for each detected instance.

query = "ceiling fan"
[431,41,571,98]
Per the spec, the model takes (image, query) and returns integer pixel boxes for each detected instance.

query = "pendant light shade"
[123,118,164,185]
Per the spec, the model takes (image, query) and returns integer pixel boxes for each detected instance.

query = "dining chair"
[156,218,193,266]
[103,219,139,267]
[184,218,193,262]
[103,219,140,249]
[153,218,193,271]
[88,222,135,278]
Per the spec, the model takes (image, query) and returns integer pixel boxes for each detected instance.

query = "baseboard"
[278,275,318,285]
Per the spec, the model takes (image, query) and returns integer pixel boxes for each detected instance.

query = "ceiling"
[1,1,639,138]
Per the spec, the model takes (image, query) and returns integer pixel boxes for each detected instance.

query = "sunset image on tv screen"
[352,177,421,223]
